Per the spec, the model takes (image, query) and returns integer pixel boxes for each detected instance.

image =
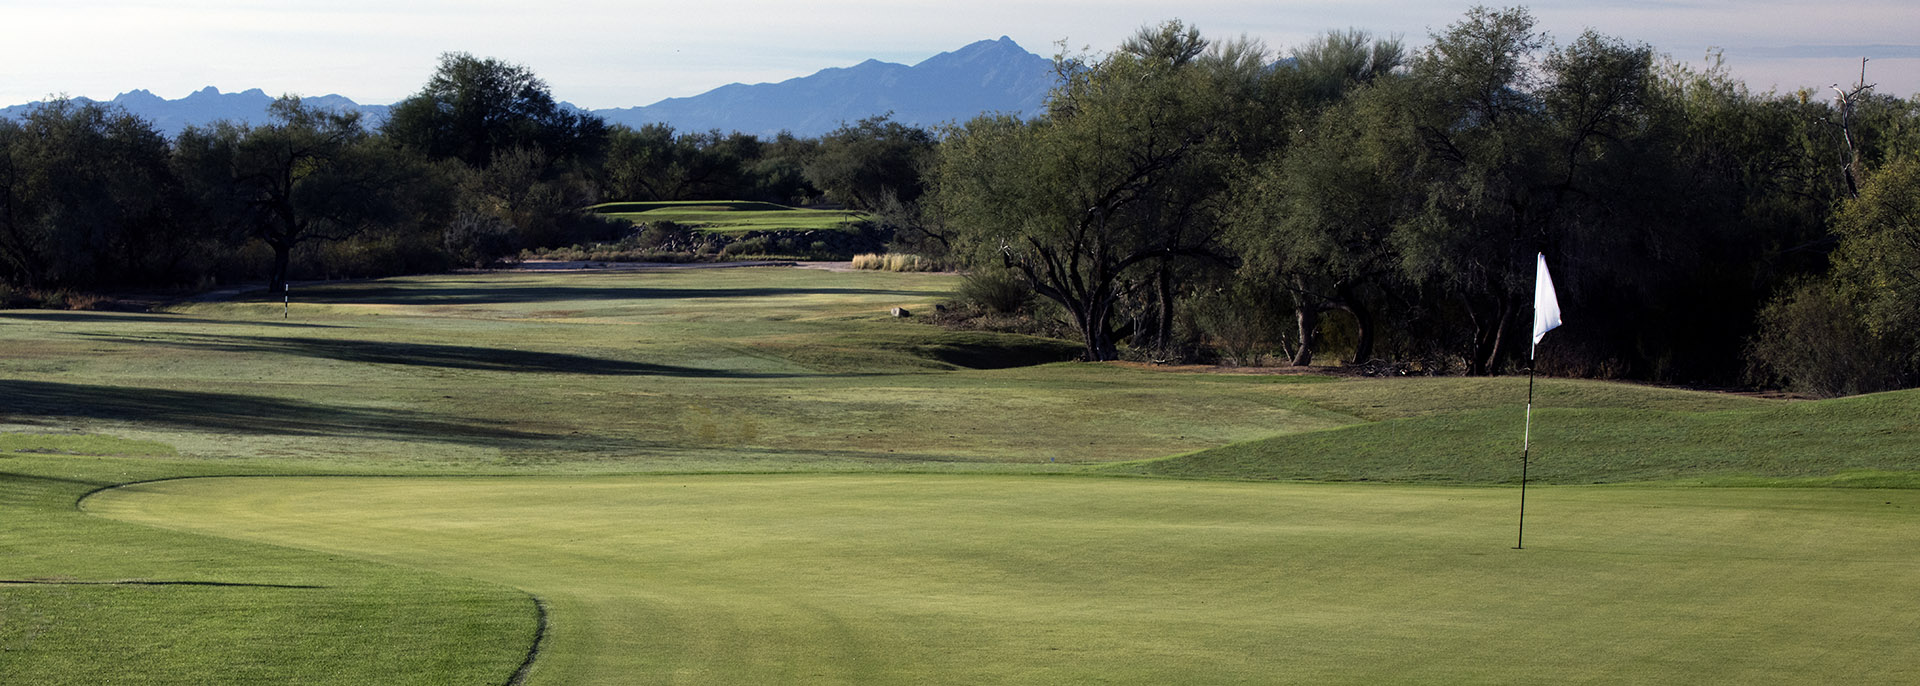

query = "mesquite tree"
[177,97,422,293]
[934,21,1259,360]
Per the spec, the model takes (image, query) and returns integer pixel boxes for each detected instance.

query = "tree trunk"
[1153,262,1175,352]
[268,240,293,294]
[1291,303,1321,367]
[1478,295,1517,375]
[1466,293,1494,376]
[1343,290,1376,365]
[1069,296,1120,362]
[0,198,43,289]
[1082,312,1118,361]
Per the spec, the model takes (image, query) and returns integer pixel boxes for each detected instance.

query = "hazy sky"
[6,0,1916,108]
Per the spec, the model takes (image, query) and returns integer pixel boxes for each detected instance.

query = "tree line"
[3,6,1915,396]
[923,7,1919,396]
[0,52,935,295]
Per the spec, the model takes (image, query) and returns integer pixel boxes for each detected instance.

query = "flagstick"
[1520,252,1560,551]
[1516,353,1534,550]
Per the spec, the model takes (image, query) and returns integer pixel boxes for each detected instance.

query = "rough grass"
[89,474,1920,685]
[590,200,867,234]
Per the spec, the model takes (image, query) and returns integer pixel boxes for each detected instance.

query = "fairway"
[90,475,1920,685]
[0,268,1339,471]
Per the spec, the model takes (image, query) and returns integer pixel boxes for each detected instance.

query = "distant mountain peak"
[4,37,1055,139]
[932,36,1032,59]
[598,37,1055,136]
[0,86,384,137]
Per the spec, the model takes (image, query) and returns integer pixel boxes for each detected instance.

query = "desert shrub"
[632,221,692,250]
[299,232,450,281]
[0,286,106,310]
[719,236,773,258]
[37,289,71,310]
[851,253,936,272]
[1191,283,1287,366]
[1746,280,1914,397]
[1533,335,1633,379]
[932,297,1076,341]
[617,221,708,257]
[558,211,629,246]
[52,290,106,310]
[889,254,935,271]
[0,285,28,309]
[443,210,519,268]
[957,270,1032,313]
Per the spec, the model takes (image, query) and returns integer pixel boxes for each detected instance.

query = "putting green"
[90,475,1920,684]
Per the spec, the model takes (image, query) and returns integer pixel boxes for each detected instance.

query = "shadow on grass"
[0,579,326,589]
[245,284,935,306]
[918,338,1079,370]
[0,311,338,328]
[0,379,546,445]
[83,333,794,378]
[0,470,114,491]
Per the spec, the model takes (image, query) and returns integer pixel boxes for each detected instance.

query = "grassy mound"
[1115,381,1920,485]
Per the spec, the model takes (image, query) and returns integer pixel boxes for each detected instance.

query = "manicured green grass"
[89,474,1920,685]
[589,200,867,234]
[4,265,1919,684]
[1115,380,1920,485]
[0,451,533,686]
[593,201,797,213]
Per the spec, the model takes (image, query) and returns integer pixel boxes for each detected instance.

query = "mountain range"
[0,37,1055,139]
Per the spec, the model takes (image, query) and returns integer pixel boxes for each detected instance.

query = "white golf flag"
[1531,253,1562,357]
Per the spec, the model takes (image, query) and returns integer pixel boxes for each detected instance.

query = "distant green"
[590,200,868,234]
